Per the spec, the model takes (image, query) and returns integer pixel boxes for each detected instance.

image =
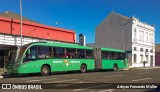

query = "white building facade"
[95,12,155,67]
[132,17,155,67]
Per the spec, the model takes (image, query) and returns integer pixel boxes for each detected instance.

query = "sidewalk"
[0,68,7,76]
[127,66,160,70]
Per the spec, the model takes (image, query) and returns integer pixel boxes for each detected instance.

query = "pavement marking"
[26,80,40,82]
[137,72,150,74]
[80,72,101,75]
[41,78,58,81]
[20,77,43,80]
[44,79,78,83]
[7,78,19,80]
[102,75,123,78]
[25,78,58,82]
[0,76,3,78]
[77,82,83,83]
[90,91,95,92]
[132,78,152,82]
[73,84,111,91]
[99,89,115,92]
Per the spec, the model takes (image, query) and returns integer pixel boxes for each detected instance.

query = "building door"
[0,50,5,68]
[150,56,153,66]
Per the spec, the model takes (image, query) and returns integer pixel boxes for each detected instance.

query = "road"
[0,68,160,92]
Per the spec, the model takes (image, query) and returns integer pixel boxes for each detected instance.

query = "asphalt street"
[0,68,160,92]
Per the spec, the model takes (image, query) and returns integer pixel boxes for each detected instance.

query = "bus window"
[77,49,85,58]
[122,53,126,60]
[53,47,64,58]
[23,46,37,62]
[101,51,110,59]
[65,48,76,59]
[37,46,53,59]
[110,52,116,60]
[86,50,93,59]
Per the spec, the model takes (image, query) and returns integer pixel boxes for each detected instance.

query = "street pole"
[20,0,23,47]
[121,20,124,50]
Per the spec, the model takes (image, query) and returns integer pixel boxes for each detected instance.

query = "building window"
[140,54,143,63]
[146,55,148,63]
[142,31,144,41]
[140,48,143,52]
[149,33,153,43]
[134,47,137,51]
[139,30,141,41]
[146,49,148,52]
[146,32,148,43]
[134,54,136,63]
[150,49,153,53]
[134,29,136,37]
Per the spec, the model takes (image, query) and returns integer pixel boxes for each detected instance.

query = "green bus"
[7,42,128,76]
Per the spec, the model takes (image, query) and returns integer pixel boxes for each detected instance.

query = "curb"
[128,67,160,70]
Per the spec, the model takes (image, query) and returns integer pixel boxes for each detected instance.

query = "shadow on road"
[2,69,116,78]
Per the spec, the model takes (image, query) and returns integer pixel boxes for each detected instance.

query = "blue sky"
[0,0,160,44]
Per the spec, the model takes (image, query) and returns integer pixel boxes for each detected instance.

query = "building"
[155,44,160,66]
[95,12,155,67]
[0,11,76,68]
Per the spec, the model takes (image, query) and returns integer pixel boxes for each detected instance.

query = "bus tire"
[113,64,118,71]
[80,64,87,73]
[41,65,50,76]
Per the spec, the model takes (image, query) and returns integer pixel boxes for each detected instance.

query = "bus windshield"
[16,46,27,63]
[8,50,17,64]
[8,46,27,63]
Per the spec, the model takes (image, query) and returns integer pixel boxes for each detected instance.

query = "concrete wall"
[95,12,132,51]
[155,52,160,66]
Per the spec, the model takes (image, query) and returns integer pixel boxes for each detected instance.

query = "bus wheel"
[41,65,50,76]
[113,64,118,71]
[80,64,87,73]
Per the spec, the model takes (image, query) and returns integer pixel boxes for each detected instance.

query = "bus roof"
[24,42,125,52]
[29,42,93,50]
[101,48,125,52]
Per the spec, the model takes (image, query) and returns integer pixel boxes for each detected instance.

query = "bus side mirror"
[28,49,31,55]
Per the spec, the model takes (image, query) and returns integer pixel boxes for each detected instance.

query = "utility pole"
[20,0,23,46]
[121,20,124,50]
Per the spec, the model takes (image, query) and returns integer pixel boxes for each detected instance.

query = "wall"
[95,12,132,51]
[0,16,76,43]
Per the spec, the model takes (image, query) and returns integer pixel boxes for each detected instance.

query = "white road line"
[77,82,83,83]
[102,75,123,78]
[8,78,19,80]
[42,78,58,80]
[26,80,40,82]
[73,84,111,91]
[137,72,150,74]
[80,73,101,75]
[20,78,42,80]
[99,89,115,92]
[132,78,152,82]
[0,76,3,78]
[44,79,78,83]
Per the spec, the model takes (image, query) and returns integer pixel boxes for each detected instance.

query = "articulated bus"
[7,42,128,76]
